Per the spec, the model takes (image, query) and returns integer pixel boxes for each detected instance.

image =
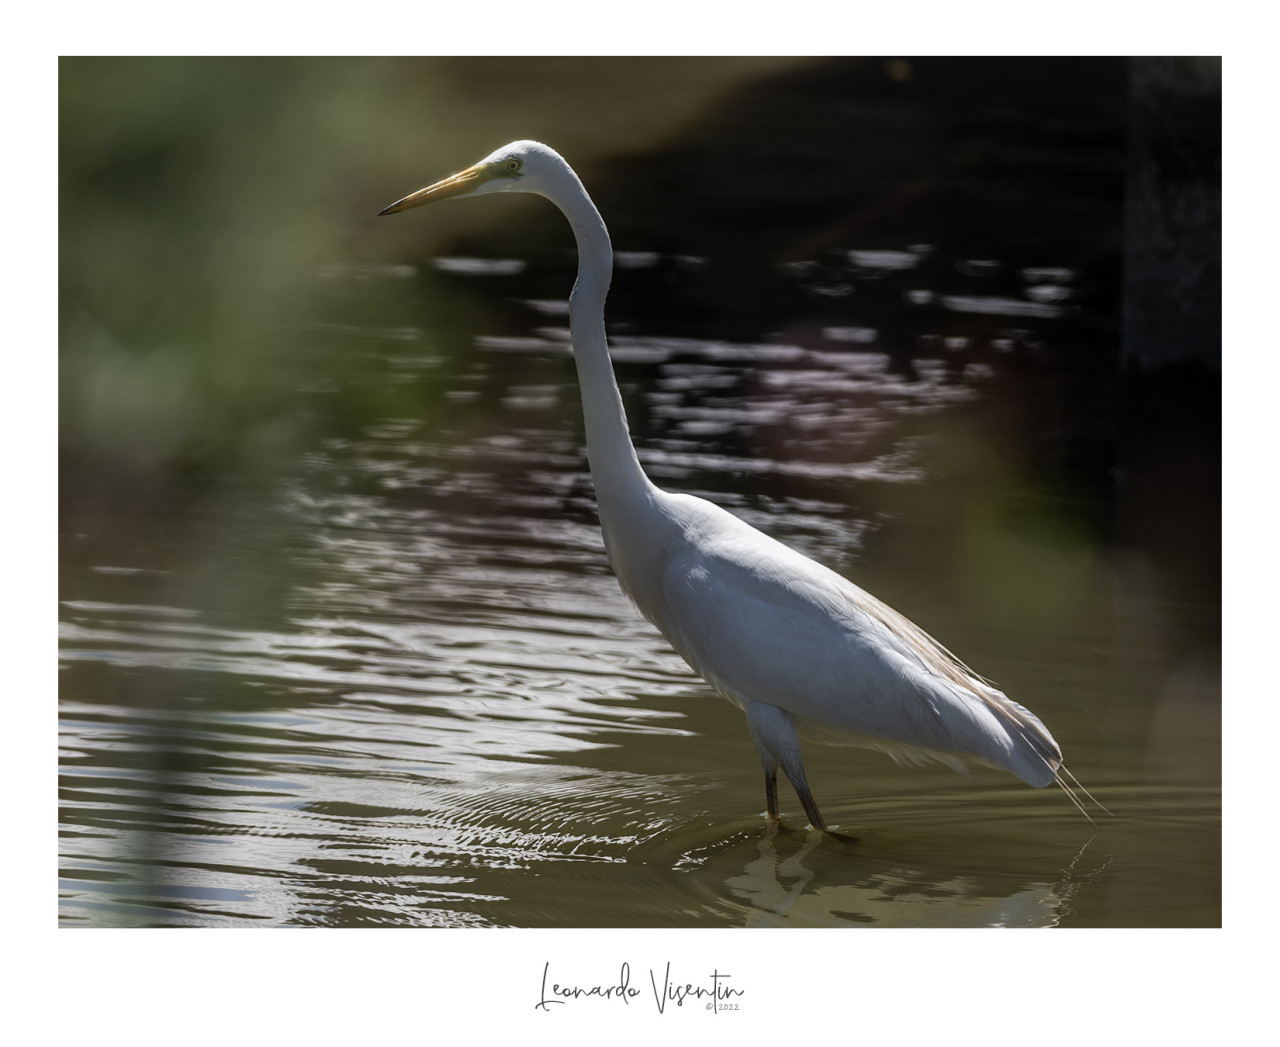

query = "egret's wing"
[660,539,951,741]
[657,524,1059,785]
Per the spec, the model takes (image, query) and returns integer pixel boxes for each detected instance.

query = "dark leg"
[784,765,827,832]
[746,702,835,832]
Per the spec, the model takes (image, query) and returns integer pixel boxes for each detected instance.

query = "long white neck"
[543,170,653,511]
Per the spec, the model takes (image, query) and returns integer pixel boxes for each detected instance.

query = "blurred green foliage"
[61,58,411,482]
[59,56,799,490]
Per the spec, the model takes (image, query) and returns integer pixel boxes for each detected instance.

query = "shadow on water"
[60,57,1219,928]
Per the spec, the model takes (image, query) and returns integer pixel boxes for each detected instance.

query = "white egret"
[381,141,1099,831]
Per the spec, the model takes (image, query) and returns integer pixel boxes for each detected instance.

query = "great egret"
[381,140,1098,831]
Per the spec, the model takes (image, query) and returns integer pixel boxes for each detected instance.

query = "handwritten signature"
[536,961,743,1013]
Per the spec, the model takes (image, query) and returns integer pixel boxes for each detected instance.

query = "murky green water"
[59,58,1219,929]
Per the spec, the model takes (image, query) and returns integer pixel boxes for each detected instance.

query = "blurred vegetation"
[61,58,425,489]
[59,57,801,495]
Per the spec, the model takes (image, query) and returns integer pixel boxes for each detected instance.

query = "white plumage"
[382,140,1092,831]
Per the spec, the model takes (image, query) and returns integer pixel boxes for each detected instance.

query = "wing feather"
[652,504,1060,786]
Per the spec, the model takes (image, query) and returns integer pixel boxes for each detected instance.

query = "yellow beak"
[379,163,494,215]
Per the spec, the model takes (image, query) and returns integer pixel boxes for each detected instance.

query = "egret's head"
[379,140,563,215]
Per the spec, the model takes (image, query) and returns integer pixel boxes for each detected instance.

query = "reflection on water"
[59,62,1219,928]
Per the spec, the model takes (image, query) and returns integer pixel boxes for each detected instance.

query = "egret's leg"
[788,769,827,832]
[754,744,781,821]
[745,701,827,831]
[764,766,779,821]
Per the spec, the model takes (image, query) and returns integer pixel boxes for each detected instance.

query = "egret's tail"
[1054,765,1112,824]
[976,689,1063,788]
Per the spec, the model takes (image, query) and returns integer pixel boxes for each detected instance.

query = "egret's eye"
[505,158,521,173]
